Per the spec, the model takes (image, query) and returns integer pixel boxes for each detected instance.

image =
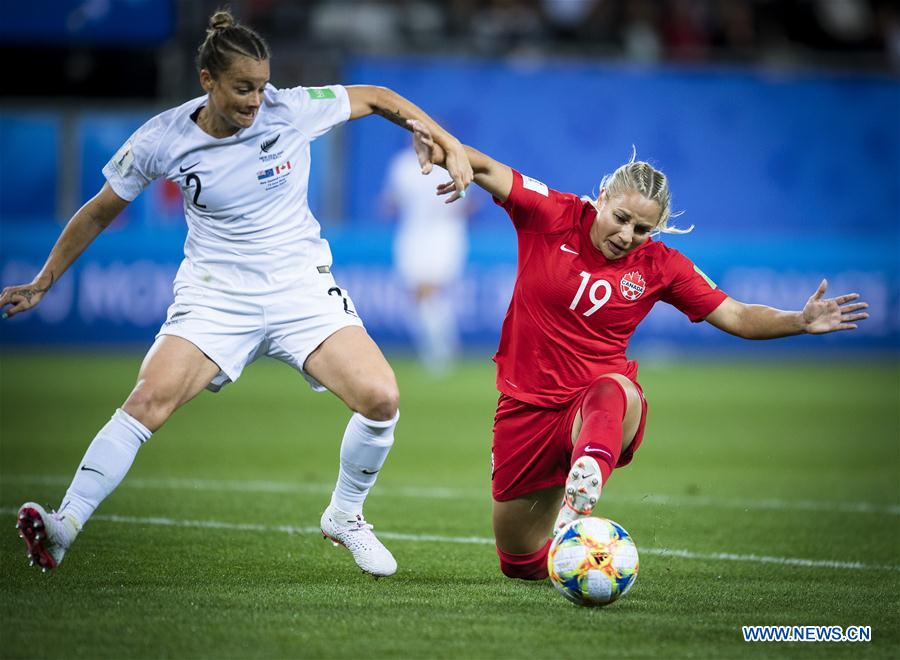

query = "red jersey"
[493,170,728,408]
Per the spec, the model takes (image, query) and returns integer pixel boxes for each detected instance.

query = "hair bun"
[209,10,235,31]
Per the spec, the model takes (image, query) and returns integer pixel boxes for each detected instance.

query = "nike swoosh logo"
[560,244,579,255]
[179,161,200,173]
[79,465,105,476]
[583,446,613,459]
[360,468,380,475]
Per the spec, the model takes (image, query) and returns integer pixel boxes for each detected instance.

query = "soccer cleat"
[552,456,603,538]
[320,505,397,578]
[16,502,81,572]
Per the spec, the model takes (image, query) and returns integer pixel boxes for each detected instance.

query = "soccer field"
[1,353,897,658]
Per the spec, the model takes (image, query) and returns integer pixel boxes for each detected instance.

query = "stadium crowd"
[244,0,898,70]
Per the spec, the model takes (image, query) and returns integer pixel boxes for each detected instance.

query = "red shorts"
[491,381,648,501]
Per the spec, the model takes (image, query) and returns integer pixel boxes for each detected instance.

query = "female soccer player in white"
[383,146,472,375]
[1,11,472,578]
[409,121,868,581]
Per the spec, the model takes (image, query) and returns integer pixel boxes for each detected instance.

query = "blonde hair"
[598,151,692,235]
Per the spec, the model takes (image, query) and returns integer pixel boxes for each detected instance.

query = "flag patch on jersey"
[620,271,646,301]
[693,264,718,289]
[521,175,549,197]
[307,87,335,99]
[257,168,274,180]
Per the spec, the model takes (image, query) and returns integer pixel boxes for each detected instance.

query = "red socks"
[497,540,552,580]
[496,379,630,581]
[571,378,627,484]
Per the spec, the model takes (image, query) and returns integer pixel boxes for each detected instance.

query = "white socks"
[58,407,393,526]
[330,410,399,515]
[60,408,151,526]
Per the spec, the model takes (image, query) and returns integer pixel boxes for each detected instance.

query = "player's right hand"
[408,119,469,203]
[409,119,444,172]
[0,281,50,319]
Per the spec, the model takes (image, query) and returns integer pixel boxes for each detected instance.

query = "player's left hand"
[802,279,869,334]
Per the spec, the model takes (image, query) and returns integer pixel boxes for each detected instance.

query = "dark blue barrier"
[1,0,174,46]
[0,114,59,220]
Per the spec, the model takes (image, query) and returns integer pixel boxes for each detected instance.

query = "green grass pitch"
[1,352,898,658]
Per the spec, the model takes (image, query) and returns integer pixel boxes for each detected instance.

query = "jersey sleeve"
[273,84,351,140]
[102,115,166,201]
[661,249,728,322]
[494,169,582,235]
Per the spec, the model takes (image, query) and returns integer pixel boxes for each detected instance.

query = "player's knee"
[122,382,178,432]
[356,379,400,421]
[497,541,551,581]
[584,374,639,414]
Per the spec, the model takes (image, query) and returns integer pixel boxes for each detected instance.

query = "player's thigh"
[570,373,643,452]
[303,326,399,420]
[123,335,220,429]
[493,486,564,554]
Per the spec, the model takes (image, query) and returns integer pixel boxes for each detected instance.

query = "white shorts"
[157,269,364,392]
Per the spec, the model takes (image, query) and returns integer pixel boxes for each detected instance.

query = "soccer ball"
[547,517,639,607]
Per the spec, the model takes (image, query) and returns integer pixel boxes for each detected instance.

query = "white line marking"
[2,507,897,572]
[4,474,898,516]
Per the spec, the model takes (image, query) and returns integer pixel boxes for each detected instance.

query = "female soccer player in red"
[409,121,869,580]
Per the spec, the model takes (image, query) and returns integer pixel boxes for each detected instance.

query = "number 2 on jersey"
[569,271,611,316]
[185,173,207,209]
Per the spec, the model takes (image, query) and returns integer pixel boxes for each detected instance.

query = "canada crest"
[620,271,646,301]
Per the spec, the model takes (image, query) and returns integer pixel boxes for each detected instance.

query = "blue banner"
[1,224,895,353]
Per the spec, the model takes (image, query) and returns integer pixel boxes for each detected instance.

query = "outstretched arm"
[704,279,869,339]
[409,119,513,203]
[346,85,473,197]
[0,183,128,319]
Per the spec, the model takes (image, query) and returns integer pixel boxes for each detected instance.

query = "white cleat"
[320,505,397,578]
[16,502,81,572]
[552,456,603,538]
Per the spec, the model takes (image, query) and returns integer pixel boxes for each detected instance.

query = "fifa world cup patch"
[521,175,549,197]
[110,140,134,176]
[307,87,336,100]
[619,271,646,301]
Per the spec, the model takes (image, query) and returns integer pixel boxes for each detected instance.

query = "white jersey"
[386,149,468,286]
[103,83,350,295]
[386,149,468,237]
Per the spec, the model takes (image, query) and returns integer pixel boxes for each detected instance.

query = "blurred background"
[1,0,898,359]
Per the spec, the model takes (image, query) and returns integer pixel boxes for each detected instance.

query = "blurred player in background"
[382,146,471,376]
[1,10,471,578]
[410,121,869,581]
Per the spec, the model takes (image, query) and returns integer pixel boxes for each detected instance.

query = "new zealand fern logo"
[260,134,280,153]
